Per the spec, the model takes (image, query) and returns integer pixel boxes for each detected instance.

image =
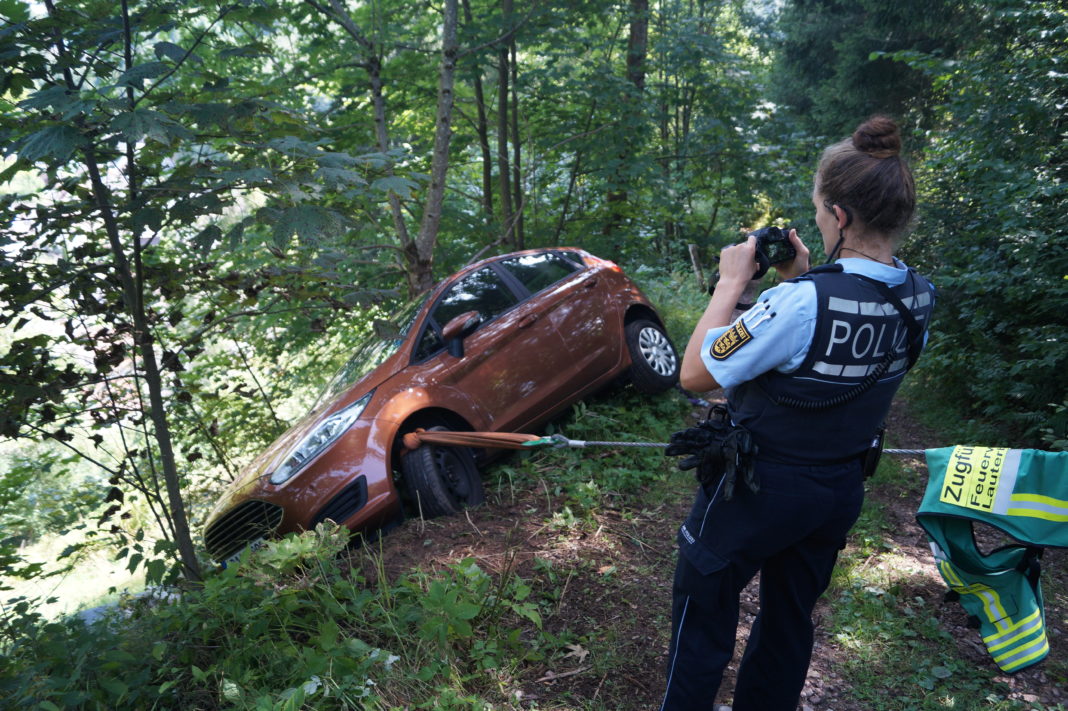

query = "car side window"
[413,266,519,361]
[499,252,582,295]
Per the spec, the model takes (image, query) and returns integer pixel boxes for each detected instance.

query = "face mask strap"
[825,233,845,264]
[822,201,852,264]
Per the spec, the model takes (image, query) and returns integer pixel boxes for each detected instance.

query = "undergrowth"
[0,520,548,709]
[825,456,1065,711]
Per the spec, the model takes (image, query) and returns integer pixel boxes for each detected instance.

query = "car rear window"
[499,252,582,295]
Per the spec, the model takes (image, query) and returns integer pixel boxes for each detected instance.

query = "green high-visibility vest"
[917,446,1068,673]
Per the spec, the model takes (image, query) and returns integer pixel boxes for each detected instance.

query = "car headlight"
[268,392,372,485]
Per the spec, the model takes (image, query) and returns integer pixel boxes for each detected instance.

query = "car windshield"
[314,296,427,408]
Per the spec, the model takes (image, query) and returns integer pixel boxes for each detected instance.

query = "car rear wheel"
[625,319,680,394]
[401,426,485,518]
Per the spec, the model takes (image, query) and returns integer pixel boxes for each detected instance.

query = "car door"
[497,252,619,392]
[410,263,572,432]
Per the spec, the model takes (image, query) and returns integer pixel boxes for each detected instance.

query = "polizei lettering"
[825,319,906,361]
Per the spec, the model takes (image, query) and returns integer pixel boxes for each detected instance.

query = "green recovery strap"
[916,446,1068,673]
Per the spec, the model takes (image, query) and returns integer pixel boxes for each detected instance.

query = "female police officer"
[660,116,935,711]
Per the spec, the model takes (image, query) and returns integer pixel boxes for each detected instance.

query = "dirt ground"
[357,399,1067,710]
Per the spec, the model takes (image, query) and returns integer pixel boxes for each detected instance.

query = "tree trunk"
[84,150,202,583]
[321,0,416,290]
[461,0,495,230]
[509,38,524,250]
[627,0,649,92]
[496,0,515,246]
[603,0,648,239]
[413,0,460,293]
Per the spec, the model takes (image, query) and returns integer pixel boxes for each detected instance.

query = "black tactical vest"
[729,264,935,465]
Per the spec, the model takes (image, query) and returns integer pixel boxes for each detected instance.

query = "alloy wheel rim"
[638,327,677,376]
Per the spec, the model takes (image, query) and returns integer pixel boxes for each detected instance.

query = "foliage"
[771,0,975,139]
[0,0,402,583]
[895,0,1068,447]
[0,0,1065,705]
[0,521,544,709]
[824,457,1063,710]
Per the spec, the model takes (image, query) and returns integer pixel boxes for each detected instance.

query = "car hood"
[205,348,407,523]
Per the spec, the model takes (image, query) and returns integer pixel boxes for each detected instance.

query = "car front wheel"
[401,426,485,518]
[625,319,680,394]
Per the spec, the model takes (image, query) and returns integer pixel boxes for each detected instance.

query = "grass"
[823,456,1066,711]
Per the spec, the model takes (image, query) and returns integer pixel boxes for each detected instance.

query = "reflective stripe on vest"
[918,447,1068,673]
[730,266,934,464]
[931,546,1049,672]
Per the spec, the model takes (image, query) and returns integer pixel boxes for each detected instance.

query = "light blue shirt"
[701,258,912,389]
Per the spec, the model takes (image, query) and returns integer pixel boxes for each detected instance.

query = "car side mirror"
[441,310,481,358]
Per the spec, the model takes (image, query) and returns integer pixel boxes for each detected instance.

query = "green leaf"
[18,125,83,164]
[267,136,321,157]
[193,225,222,253]
[452,601,480,620]
[154,41,201,65]
[221,678,242,702]
[99,677,128,699]
[17,85,95,119]
[317,619,338,651]
[270,205,342,247]
[144,558,166,585]
[0,0,31,23]
[218,167,272,186]
[132,206,165,234]
[226,220,247,249]
[116,62,170,89]
[315,166,366,188]
[110,110,192,145]
[371,175,418,199]
[931,665,953,679]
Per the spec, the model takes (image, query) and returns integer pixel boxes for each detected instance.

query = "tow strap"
[402,427,923,455]
[401,428,670,451]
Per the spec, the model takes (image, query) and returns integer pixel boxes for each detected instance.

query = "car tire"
[625,319,680,394]
[401,426,485,518]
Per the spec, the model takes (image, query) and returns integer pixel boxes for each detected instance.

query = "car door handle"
[519,314,539,329]
[582,277,598,289]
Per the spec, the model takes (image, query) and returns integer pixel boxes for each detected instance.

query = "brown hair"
[815,116,915,238]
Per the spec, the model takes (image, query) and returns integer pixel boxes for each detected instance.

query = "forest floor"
[354,398,1067,710]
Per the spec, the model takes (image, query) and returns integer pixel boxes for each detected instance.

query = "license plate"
[221,537,267,568]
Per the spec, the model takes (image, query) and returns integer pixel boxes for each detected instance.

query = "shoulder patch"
[710,321,752,360]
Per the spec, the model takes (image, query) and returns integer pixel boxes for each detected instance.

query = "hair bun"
[852,116,901,159]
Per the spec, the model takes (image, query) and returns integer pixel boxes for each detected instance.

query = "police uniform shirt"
[700,258,913,389]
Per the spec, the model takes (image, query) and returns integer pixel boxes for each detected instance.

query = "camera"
[752,226,796,279]
[707,226,800,294]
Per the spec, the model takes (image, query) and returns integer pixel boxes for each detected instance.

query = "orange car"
[203,248,680,564]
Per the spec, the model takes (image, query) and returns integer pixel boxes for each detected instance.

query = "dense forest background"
[0,0,1065,706]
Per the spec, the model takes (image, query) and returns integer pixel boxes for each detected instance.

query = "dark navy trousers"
[660,458,865,711]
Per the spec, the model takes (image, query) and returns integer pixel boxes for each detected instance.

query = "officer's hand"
[717,235,759,284]
[773,228,811,280]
